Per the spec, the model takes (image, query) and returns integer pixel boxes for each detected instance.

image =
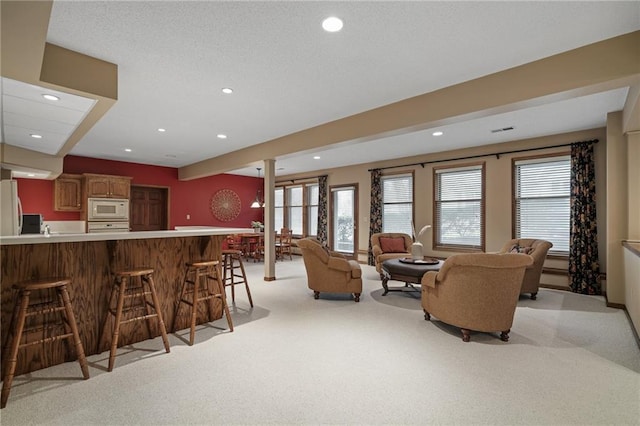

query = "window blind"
[514,156,570,255]
[382,174,413,235]
[434,165,484,249]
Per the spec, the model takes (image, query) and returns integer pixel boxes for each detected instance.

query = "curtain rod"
[367,139,598,172]
[276,174,327,185]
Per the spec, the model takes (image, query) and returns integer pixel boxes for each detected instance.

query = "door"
[330,184,358,259]
[130,186,168,231]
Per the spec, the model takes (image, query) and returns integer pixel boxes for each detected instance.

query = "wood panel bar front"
[1,234,225,377]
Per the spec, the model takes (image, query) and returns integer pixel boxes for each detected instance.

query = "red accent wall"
[16,155,263,230]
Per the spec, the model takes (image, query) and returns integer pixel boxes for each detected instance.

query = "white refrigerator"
[0,180,23,236]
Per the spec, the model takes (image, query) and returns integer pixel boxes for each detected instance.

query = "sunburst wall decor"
[210,189,241,222]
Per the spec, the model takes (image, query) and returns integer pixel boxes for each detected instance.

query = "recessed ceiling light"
[432,131,443,136]
[313,156,321,160]
[158,128,166,132]
[30,134,42,139]
[42,94,59,101]
[125,148,132,152]
[27,173,35,177]
[322,17,343,32]
[222,88,233,94]
[217,134,227,139]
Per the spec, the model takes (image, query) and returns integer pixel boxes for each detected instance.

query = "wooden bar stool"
[222,249,254,307]
[100,268,170,371]
[173,260,234,346]
[1,278,89,409]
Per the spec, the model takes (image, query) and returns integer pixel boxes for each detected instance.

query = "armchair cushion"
[370,233,413,274]
[509,244,533,255]
[379,237,407,253]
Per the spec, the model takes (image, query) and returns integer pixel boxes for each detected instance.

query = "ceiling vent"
[491,126,515,133]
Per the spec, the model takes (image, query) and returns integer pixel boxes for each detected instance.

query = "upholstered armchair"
[421,253,533,342]
[371,233,412,278]
[497,238,553,300]
[297,238,362,302]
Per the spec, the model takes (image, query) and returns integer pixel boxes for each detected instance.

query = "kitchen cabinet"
[54,174,84,211]
[84,173,132,199]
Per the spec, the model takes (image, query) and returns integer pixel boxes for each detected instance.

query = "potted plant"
[251,221,263,232]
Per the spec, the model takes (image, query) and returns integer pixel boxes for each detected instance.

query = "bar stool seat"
[222,249,254,307]
[1,277,89,408]
[100,268,170,371]
[173,260,234,346]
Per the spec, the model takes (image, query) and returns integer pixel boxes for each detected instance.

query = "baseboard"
[624,309,640,350]
[603,293,640,350]
[539,283,570,292]
[542,267,567,276]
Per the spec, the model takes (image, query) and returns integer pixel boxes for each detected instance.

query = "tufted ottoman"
[380,258,444,296]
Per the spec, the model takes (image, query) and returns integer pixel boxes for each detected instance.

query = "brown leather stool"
[1,278,89,408]
[222,249,254,307]
[173,260,234,346]
[100,268,171,371]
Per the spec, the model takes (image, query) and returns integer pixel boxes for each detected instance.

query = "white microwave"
[87,198,130,221]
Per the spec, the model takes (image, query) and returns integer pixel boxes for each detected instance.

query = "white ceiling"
[1,77,96,155]
[3,1,639,177]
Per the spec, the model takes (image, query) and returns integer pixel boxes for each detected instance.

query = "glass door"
[330,184,358,259]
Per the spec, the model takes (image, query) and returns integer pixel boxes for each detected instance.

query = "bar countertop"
[0,227,252,246]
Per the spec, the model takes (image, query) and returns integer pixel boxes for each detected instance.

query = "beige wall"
[622,115,640,335]
[623,246,640,336]
[627,133,640,239]
[282,127,608,290]
[606,112,628,304]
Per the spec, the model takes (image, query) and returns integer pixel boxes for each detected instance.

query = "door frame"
[329,183,358,259]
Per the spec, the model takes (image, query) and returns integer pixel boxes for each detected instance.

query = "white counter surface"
[0,227,252,246]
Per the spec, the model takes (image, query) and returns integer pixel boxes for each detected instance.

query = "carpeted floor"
[1,257,639,425]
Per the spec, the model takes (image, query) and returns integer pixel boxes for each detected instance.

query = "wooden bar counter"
[0,227,249,377]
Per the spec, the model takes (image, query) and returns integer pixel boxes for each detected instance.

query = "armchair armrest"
[327,256,352,272]
[330,251,346,259]
[372,245,383,257]
[422,270,439,288]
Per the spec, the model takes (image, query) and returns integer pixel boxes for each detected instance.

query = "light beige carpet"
[1,257,639,425]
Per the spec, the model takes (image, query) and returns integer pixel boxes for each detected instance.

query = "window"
[287,186,303,235]
[307,184,319,236]
[514,155,570,256]
[434,163,485,250]
[274,181,318,237]
[382,173,413,235]
[274,188,284,232]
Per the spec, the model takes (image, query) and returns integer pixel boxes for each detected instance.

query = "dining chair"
[275,228,293,260]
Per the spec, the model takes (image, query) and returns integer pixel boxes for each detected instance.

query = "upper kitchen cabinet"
[54,174,84,211]
[84,173,132,199]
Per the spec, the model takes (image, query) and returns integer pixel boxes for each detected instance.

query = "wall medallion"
[210,189,241,222]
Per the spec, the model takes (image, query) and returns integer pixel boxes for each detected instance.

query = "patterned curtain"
[569,141,601,295]
[368,169,383,265]
[316,175,328,245]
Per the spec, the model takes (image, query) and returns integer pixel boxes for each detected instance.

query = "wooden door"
[130,186,168,231]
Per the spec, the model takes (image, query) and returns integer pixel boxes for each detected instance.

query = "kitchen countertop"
[0,227,251,246]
